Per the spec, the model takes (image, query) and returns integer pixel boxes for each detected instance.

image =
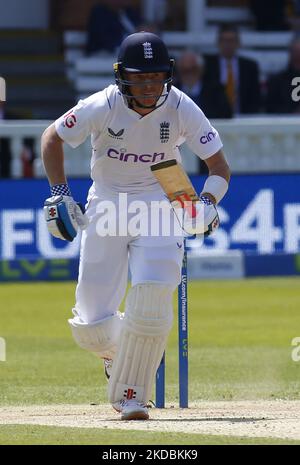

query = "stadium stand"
[1,0,300,177]
[0,29,76,119]
[63,0,295,99]
[65,30,292,99]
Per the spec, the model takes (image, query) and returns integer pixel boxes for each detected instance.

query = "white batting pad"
[108,283,174,404]
[68,311,123,359]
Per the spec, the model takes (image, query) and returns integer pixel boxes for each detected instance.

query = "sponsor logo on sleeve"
[200,130,217,144]
[63,110,77,128]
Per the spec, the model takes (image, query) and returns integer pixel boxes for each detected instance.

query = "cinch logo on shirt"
[107,148,165,163]
[200,131,217,144]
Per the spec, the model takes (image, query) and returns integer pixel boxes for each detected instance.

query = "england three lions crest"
[160,121,170,143]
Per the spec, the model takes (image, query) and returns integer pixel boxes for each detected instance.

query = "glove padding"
[44,195,89,241]
[172,197,220,237]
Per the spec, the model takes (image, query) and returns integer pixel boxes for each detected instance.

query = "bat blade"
[151,159,199,204]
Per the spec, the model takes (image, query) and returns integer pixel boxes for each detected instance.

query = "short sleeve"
[178,92,223,160]
[54,89,111,149]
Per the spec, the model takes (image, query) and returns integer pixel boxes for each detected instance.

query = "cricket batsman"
[41,32,230,420]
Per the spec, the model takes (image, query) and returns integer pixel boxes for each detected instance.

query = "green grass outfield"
[0,278,300,445]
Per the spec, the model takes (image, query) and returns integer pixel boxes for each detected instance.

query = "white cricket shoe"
[103,358,113,381]
[112,399,149,421]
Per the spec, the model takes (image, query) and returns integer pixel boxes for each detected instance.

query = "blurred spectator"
[249,0,289,31]
[175,50,232,175]
[21,138,36,178]
[0,101,35,178]
[176,50,232,119]
[86,0,141,55]
[266,36,300,113]
[205,24,261,115]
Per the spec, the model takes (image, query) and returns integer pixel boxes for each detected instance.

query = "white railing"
[1,117,300,178]
[0,121,91,178]
[216,117,300,173]
[0,121,47,178]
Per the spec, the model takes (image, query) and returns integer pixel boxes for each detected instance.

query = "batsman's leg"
[106,239,183,420]
[68,197,130,361]
[108,283,174,420]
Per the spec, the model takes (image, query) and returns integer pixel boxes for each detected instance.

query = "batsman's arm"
[41,123,88,242]
[41,123,67,186]
[201,149,231,204]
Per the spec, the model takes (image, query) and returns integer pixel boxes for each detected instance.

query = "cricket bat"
[151,159,199,217]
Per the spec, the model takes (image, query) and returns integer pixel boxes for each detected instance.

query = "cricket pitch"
[1,400,300,441]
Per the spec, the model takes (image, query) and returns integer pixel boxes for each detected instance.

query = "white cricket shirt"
[55,85,223,195]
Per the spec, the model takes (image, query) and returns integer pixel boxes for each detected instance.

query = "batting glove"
[44,195,88,242]
[173,195,220,237]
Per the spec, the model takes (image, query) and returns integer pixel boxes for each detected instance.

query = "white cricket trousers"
[74,190,184,324]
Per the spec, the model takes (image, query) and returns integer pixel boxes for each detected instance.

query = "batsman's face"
[125,72,166,107]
